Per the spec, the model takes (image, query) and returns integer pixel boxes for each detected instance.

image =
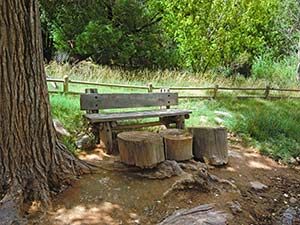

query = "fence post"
[63,75,69,94]
[213,85,219,99]
[148,83,153,93]
[265,85,270,99]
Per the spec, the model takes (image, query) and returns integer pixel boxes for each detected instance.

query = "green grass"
[48,59,300,162]
[50,94,85,154]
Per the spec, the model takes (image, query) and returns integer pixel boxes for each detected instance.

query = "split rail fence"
[47,75,300,100]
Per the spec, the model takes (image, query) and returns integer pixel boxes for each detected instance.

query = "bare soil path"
[30,138,300,225]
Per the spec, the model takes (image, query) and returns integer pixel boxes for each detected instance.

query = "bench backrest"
[80,93,178,111]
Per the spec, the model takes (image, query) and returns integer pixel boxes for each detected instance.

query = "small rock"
[289,197,297,204]
[53,119,70,137]
[296,157,300,163]
[135,160,184,179]
[214,117,224,124]
[200,116,208,124]
[284,193,289,198]
[250,181,268,191]
[227,201,242,215]
[281,207,300,225]
[159,204,229,225]
[129,213,139,220]
[214,111,233,118]
[76,133,95,151]
[289,157,298,165]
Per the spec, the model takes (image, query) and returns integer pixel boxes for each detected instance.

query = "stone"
[289,197,297,204]
[158,204,229,225]
[200,116,208,124]
[281,207,300,225]
[214,111,233,118]
[289,157,298,165]
[53,119,70,137]
[134,160,184,179]
[227,201,242,215]
[250,181,268,191]
[214,117,224,124]
[76,133,95,151]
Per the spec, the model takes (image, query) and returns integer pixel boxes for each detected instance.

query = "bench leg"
[160,117,173,128]
[176,115,185,129]
[90,123,100,144]
[100,122,114,154]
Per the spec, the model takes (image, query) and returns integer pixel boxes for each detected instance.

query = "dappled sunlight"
[247,160,272,170]
[225,166,236,172]
[52,202,123,225]
[79,146,115,162]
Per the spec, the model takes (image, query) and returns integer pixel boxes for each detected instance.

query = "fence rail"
[47,75,300,99]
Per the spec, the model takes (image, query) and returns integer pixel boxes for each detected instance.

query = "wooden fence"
[47,75,300,99]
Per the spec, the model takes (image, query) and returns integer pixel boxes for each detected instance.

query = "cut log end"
[188,126,228,166]
[159,129,193,161]
[118,131,165,168]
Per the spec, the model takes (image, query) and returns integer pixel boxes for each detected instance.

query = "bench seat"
[84,109,192,123]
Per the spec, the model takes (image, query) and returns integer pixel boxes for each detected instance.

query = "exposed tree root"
[0,141,96,225]
[163,168,239,197]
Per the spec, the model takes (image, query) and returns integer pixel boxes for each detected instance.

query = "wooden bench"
[80,89,192,153]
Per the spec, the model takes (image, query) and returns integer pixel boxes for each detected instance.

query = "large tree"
[0,0,91,223]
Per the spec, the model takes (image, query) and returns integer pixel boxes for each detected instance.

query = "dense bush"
[155,0,300,73]
[40,0,176,68]
[40,0,300,73]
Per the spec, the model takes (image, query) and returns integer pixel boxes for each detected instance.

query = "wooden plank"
[46,78,64,83]
[70,80,148,89]
[80,93,178,110]
[84,109,192,123]
[113,121,163,130]
[218,87,266,91]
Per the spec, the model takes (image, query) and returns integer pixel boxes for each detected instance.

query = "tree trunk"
[188,127,228,165]
[0,1,91,223]
[159,129,193,161]
[118,131,165,168]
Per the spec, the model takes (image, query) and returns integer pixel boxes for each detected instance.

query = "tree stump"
[188,127,228,165]
[159,129,193,161]
[117,131,165,168]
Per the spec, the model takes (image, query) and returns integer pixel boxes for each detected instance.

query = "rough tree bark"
[0,0,91,223]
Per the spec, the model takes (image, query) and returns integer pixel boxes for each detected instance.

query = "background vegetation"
[40,0,300,73]
[48,62,300,162]
[40,0,300,162]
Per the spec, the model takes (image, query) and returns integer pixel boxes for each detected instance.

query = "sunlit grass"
[48,60,300,162]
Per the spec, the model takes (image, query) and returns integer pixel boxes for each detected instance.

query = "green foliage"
[50,94,85,154]
[41,0,300,74]
[216,99,300,161]
[251,54,298,85]
[40,0,175,68]
[47,61,300,161]
[155,0,280,72]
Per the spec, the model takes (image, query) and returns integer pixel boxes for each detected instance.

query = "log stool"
[188,127,228,165]
[159,129,193,161]
[117,131,165,168]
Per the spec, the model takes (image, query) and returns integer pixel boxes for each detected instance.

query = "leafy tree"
[153,0,280,72]
[40,0,175,68]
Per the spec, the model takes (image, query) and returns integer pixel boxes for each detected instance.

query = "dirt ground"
[31,136,300,225]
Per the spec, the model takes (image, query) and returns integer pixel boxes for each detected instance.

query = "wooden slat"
[83,109,192,123]
[80,93,178,110]
[113,121,163,130]
[70,80,148,89]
